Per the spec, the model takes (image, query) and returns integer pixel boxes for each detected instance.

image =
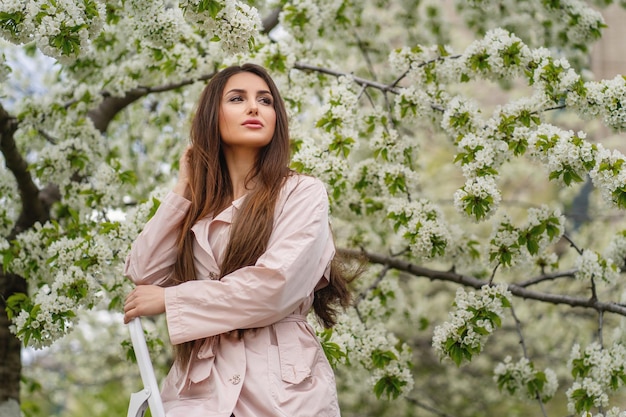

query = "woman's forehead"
[223,72,271,93]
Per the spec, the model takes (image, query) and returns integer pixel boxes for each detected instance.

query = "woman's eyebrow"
[224,88,272,95]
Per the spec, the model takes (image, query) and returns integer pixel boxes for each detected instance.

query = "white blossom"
[575,250,619,284]
[494,356,558,401]
[454,176,502,220]
[433,284,511,364]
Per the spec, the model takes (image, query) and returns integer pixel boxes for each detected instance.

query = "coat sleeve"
[164,176,335,345]
[124,192,191,286]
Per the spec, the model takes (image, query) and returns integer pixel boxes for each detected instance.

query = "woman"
[123,63,351,417]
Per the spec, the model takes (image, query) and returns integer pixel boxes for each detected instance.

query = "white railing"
[127,317,166,417]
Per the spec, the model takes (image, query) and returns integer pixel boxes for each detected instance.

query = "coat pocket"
[268,343,338,417]
[268,345,318,388]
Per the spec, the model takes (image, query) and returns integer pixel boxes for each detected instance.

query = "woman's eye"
[259,97,273,105]
[228,95,243,102]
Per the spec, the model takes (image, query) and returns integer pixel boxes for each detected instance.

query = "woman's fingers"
[123,285,166,323]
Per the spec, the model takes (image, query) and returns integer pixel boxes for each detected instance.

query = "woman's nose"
[247,101,258,115]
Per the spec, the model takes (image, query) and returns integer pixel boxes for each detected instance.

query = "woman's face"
[218,72,277,152]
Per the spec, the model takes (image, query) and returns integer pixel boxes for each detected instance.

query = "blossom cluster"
[432,284,512,366]
[0,0,106,63]
[441,97,485,141]
[453,175,502,220]
[387,198,450,259]
[279,0,322,44]
[277,0,360,51]
[329,314,414,399]
[567,343,626,414]
[393,84,436,122]
[3,188,163,348]
[574,250,619,284]
[203,1,261,54]
[387,27,626,227]
[581,409,626,417]
[494,355,558,402]
[525,125,596,187]
[315,76,359,135]
[604,230,626,271]
[488,206,564,269]
[574,76,626,131]
[453,0,605,66]
[589,146,626,208]
[128,3,190,50]
[454,28,531,81]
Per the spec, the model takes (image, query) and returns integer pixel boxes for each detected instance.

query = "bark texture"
[0,273,26,405]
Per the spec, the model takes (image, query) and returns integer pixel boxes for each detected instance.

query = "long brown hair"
[171,63,351,368]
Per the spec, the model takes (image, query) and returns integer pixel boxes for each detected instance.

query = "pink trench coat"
[124,174,341,417]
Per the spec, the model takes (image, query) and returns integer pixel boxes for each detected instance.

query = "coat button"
[209,272,218,279]
[229,374,241,385]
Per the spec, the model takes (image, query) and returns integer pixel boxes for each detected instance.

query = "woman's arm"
[164,175,335,345]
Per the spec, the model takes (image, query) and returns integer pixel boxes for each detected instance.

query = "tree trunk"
[0,272,27,414]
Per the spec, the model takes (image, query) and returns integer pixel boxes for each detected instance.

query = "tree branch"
[293,61,446,112]
[339,248,626,316]
[294,61,400,93]
[87,72,216,133]
[516,269,576,287]
[84,6,283,133]
[405,397,459,417]
[0,103,48,239]
[261,8,281,34]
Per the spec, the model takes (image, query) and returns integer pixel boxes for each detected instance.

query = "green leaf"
[373,375,407,400]
[469,52,491,72]
[196,0,224,19]
[0,11,25,36]
[328,133,354,157]
[496,371,517,395]
[49,23,86,56]
[318,329,346,367]
[612,186,626,209]
[5,293,31,320]
[571,357,590,378]
[371,349,398,369]
[570,387,595,413]
[445,338,471,366]
[527,370,546,398]
[147,197,161,220]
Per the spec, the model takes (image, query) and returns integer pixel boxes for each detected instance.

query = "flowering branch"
[355,264,391,306]
[508,303,550,416]
[339,248,626,316]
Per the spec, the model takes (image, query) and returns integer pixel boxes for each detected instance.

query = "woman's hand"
[123,285,166,324]
[173,145,192,198]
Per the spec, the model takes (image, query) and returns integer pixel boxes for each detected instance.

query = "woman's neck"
[224,149,257,200]
[232,179,253,201]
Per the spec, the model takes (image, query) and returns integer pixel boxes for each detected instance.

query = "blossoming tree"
[2,0,626,416]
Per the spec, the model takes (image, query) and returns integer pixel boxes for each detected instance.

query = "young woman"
[123,63,351,417]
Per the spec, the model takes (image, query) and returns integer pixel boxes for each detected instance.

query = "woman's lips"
[242,120,263,128]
